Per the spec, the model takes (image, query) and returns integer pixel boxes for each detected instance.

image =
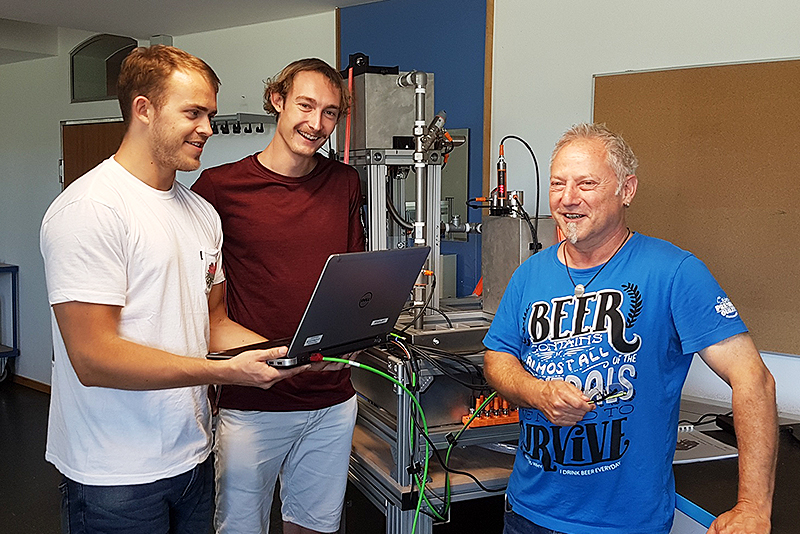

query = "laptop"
[207,246,431,367]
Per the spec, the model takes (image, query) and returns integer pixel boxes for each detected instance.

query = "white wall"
[491,0,800,416]
[173,11,338,187]
[175,12,336,117]
[491,0,800,196]
[0,27,121,385]
[6,2,799,412]
[0,13,336,385]
[684,352,800,418]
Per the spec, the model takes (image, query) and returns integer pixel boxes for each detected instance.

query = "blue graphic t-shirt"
[483,233,747,534]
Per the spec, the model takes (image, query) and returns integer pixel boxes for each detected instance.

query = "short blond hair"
[117,45,220,124]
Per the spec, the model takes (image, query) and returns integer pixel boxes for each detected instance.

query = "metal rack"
[338,60,510,532]
[0,263,20,381]
[348,316,518,533]
[346,148,444,312]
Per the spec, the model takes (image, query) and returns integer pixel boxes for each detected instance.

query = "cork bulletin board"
[593,59,800,355]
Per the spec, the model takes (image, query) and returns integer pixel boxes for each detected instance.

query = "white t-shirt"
[40,157,224,485]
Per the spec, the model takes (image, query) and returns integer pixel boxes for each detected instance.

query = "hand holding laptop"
[207,247,431,370]
[215,345,309,389]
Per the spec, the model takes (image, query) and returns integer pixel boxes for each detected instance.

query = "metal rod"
[398,71,430,330]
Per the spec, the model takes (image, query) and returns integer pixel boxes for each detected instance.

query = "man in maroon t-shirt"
[192,59,364,534]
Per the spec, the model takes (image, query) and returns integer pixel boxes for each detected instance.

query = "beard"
[150,119,202,173]
[566,222,579,244]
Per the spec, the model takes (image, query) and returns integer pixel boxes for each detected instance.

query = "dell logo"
[359,292,373,308]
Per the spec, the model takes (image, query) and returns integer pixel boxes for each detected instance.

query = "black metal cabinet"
[0,263,20,380]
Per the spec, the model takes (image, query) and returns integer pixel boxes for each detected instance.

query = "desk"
[348,337,517,534]
[674,397,800,534]
[348,394,797,533]
[672,495,714,533]
[349,406,515,533]
[674,426,800,533]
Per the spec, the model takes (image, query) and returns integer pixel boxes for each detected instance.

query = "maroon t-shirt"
[192,153,365,411]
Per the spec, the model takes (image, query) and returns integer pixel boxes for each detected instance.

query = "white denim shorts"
[213,395,357,533]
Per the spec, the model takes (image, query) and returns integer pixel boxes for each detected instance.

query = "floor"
[0,380,62,533]
[0,379,290,534]
[0,379,504,533]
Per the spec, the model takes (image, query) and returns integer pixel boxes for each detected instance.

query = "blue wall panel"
[340,0,487,297]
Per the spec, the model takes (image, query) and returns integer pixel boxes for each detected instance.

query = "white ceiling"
[0,0,373,37]
[0,0,376,64]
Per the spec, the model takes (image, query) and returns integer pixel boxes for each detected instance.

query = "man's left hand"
[707,501,771,534]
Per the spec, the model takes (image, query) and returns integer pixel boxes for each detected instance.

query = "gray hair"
[551,123,638,193]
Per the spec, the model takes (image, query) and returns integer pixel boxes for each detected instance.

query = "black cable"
[429,307,453,328]
[402,351,450,520]
[466,198,491,210]
[403,305,453,328]
[409,348,489,392]
[404,391,505,499]
[399,273,437,333]
[412,415,506,494]
[412,345,486,377]
[393,341,490,402]
[388,331,502,503]
[499,135,541,252]
[325,137,335,160]
[381,339,503,521]
[412,347,474,377]
[679,410,732,427]
[514,197,539,254]
[385,169,414,233]
[386,192,414,231]
[412,356,487,391]
[415,343,487,359]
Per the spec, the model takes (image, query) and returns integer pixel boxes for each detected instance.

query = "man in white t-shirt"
[40,45,306,534]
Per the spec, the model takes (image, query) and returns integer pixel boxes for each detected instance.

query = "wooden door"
[61,121,127,189]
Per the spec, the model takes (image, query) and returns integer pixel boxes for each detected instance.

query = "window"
[70,34,136,103]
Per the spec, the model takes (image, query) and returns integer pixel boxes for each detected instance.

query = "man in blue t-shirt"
[483,123,777,534]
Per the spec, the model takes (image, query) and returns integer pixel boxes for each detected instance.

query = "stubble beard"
[151,120,201,173]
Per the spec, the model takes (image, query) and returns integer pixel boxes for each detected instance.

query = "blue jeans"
[504,508,565,534]
[59,455,213,534]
